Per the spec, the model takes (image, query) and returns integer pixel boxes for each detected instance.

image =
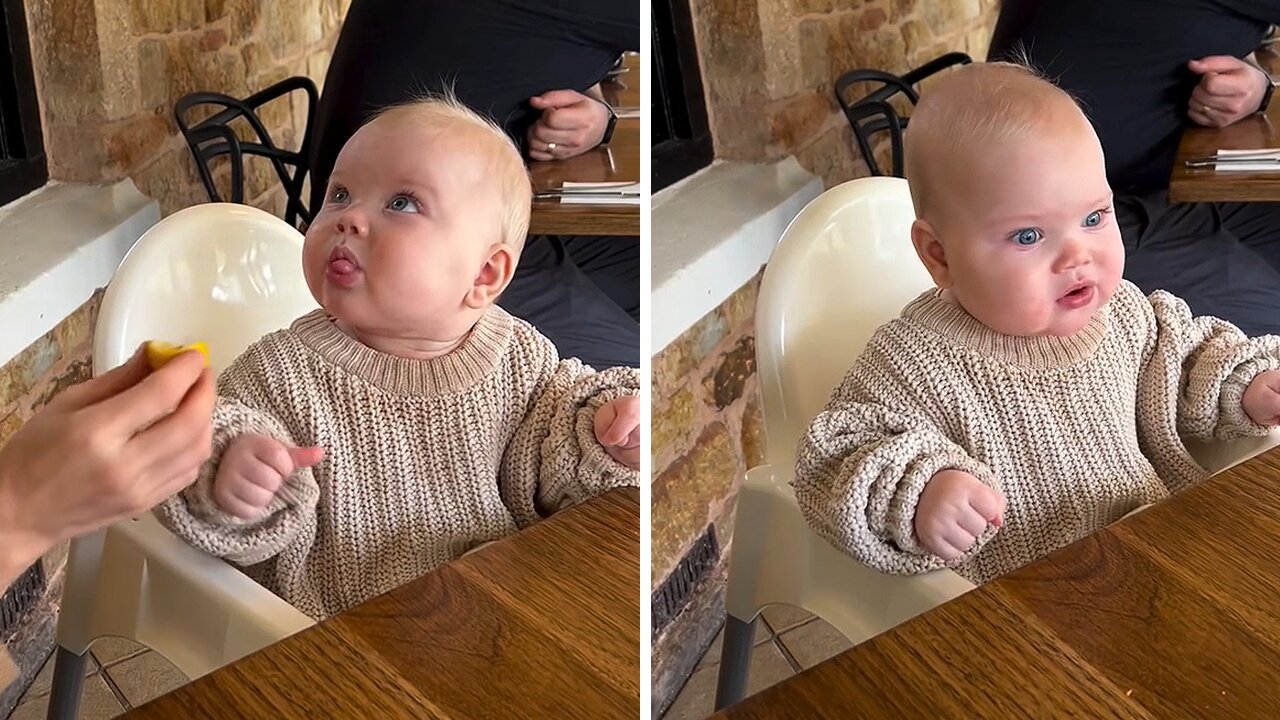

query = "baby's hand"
[914,469,1005,562]
[1243,369,1280,426]
[212,434,324,520]
[594,396,640,470]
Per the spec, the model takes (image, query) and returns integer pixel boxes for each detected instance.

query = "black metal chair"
[175,76,318,229]
[833,52,972,177]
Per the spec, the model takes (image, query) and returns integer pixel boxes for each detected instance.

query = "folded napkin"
[542,181,639,205]
[1212,148,1280,172]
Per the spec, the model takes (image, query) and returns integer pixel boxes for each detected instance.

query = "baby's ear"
[911,218,952,289]
[464,244,516,309]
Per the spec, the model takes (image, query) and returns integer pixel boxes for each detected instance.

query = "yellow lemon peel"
[144,341,209,370]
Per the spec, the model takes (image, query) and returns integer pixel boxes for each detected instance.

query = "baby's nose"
[336,211,368,236]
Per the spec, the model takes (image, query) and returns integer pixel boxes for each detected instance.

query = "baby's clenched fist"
[914,469,1005,562]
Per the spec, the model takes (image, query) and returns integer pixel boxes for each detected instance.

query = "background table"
[1170,47,1280,202]
[528,53,640,237]
[124,487,640,720]
[715,449,1280,719]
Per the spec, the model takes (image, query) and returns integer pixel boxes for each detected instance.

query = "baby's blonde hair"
[373,93,533,253]
[904,62,1086,220]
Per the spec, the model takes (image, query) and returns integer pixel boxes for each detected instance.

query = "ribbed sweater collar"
[902,290,1109,368]
[290,307,512,394]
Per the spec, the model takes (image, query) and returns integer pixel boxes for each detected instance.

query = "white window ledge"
[0,181,158,367]
[651,157,823,352]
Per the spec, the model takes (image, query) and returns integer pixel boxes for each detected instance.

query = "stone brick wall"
[650,274,763,714]
[689,0,998,187]
[22,0,348,217]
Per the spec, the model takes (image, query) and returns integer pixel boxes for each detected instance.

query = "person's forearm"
[0,467,49,592]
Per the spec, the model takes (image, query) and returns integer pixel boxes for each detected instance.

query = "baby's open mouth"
[1058,281,1095,309]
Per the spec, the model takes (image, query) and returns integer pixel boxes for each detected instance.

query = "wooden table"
[528,53,639,237]
[1170,49,1280,202]
[715,449,1280,719]
[123,488,640,720]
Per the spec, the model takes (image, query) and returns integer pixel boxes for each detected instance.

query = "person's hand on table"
[594,395,640,470]
[0,346,214,585]
[914,469,1005,562]
[526,88,612,161]
[1187,55,1271,128]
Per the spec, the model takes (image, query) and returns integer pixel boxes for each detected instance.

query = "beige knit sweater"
[795,281,1280,585]
[156,307,639,619]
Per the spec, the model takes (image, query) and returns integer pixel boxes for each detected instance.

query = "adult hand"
[0,346,214,583]
[1187,55,1270,128]
[526,88,611,161]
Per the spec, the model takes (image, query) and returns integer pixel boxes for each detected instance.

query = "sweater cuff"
[154,400,318,566]
[884,450,1002,566]
[540,383,640,512]
[1219,349,1280,438]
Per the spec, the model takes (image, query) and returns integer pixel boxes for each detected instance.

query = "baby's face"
[303,116,502,341]
[929,115,1124,337]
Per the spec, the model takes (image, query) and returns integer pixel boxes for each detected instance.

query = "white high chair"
[712,177,1280,710]
[46,203,319,720]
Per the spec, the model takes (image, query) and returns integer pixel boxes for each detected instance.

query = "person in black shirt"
[989,0,1280,336]
[309,0,640,368]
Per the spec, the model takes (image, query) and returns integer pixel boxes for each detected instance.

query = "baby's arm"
[153,347,321,566]
[500,358,640,528]
[794,349,1003,575]
[1140,290,1280,442]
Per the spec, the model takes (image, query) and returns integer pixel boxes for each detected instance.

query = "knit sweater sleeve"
[793,332,1001,576]
[499,333,640,528]
[1137,289,1280,443]
[153,336,320,566]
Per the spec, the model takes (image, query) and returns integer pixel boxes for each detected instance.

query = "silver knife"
[535,190,640,199]
[1186,153,1280,168]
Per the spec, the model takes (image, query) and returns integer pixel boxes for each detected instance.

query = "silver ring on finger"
[546,141,558,152]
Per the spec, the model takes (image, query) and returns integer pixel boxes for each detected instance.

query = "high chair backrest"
[94,202,318,374]
[756,176,932,470]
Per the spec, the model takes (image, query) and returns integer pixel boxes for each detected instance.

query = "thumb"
[286,445,325,470]
[1188,55,1244,75]
[530,89,586,109]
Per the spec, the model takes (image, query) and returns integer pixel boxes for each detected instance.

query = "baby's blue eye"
[329,187,348,203]
[1083,211,1102,227]
[1011,228,1041,246]
[388,195,419,213]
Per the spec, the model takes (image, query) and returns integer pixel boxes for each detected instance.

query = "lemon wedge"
[145,341,210,370]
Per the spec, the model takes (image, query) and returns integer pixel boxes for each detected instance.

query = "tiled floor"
[7,638,189,720]
[662,604,853,720]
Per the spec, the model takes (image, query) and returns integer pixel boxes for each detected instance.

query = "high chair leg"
[45,647,88,720]
[713,615,757,711]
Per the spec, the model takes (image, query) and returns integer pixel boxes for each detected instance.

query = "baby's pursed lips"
[328,245,361,269]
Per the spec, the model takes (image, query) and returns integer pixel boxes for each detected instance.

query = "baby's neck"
[334,319,472,360]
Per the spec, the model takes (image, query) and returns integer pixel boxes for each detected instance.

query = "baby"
[157,97,640,619]
[794,63,1280,585]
